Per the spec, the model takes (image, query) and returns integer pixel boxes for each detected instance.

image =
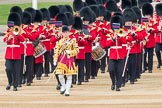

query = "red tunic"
[4,32,25,59]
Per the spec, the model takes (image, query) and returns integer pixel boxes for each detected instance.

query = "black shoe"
[157,64,161,69]
[60,90,66,95]
[121,83,125,87]
[148,70,152,73]
[101,71,105,73]
[36,77,41,80]
[56,84,61,90]
[116,88,120,91]
[26,83,31,86]
[77,82,82,85]
[130,82,134,84]
[111,85,115,90]
[65,94,70,96]
[44,74,48,77]
[21,78,26,84]
[71,85,73,88]
[6,84,11,90]
[18,84,22,87]
[91,76,95,79]
[13,87,17,91]
[84,79,89,82]
[135,79,138,82]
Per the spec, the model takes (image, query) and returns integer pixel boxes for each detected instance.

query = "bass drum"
[92,45,106,61]
[34,43,47,58]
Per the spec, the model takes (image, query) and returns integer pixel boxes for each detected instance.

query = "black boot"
[6,84,11,90]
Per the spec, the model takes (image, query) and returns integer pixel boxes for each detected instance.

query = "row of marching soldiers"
[3,0,162,95]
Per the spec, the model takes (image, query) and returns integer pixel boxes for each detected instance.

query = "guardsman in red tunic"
[10,6,24,87]
[155,3,162,68]
[98,5,111,73]
[107,15,126,91]
[132,6,144,79]
[4,13,24,91]
[123,8,143,84]
[24,8,44,86]
[142,3,157,73]
[89,5,101,78]
[40,8,51,77]
[48,5,60,73]
[73,16,87,85]
[80,7,96,82]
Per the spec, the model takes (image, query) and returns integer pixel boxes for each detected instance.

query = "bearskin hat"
[90,9,97,23]
[7,12,21,27]
[65,12,74,26]
[156,3,162,16]
[22,11,32,25]
[65,5,73,14]
[105,0,118,12]
[114,12,123,18]
[138,0,152,9]
[132,0,137,6]
[123,8,137,23]
[24,7,36,23]
[98,5,106,17]
[121,0,132,10]
[89,5,100,18]
[85,0,97,6]
[72,16,83,30]
[110,15,123,30]
[48,6,60,19]
[10,6,22,17]
[115,0,120,3]
[40,8,50,21]
[33,10,43,23]
[96,0,104,4]
[55,13,68,25]
[58,5,67,13]
[132,6,142,24]
[73,0,84,12]
[80,6,93,21]
[104,10,111,21]
[142,3,153,16]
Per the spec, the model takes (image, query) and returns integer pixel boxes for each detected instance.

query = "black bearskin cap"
[40,8,50,21]
[72,16,83,30]
[22,11,32,25]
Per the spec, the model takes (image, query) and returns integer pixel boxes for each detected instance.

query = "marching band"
[3,0,162,96]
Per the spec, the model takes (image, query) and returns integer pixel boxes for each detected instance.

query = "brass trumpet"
[11,25,21,35]
[117,28,126,37]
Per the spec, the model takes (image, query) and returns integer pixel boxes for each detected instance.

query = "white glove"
[65,50,70,55]
[53,61,57,66]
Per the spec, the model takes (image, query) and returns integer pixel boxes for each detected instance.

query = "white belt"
[78,47,84,49]
[110,46,122,49]
[7,45,20,48]
[26,41,33,44]
[132,41,136,44]
[41,39,50,42]
[122,44,127,47]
